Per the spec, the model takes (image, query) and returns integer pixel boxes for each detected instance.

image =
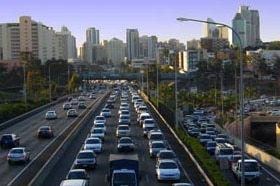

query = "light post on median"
[23,62,27,110]
[48,64,52,102]
[177,17,245,185]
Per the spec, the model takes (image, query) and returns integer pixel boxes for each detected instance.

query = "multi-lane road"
[0,87,280,186]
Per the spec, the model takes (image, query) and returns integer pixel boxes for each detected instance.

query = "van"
[215,143,234,162]
[60,179,89,186]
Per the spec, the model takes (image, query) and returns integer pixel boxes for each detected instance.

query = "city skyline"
[0,0,278,48]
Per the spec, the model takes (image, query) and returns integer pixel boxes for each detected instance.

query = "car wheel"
[8,160,12,165]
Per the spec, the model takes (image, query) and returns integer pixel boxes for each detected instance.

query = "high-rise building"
[232,13,247,47]
[56,26,77,60]
[107,38,125,67]
[139,35,157,60]
[232,5,260,47]
[126,29,139,61]
[0,16,77,64]
[203,18,219,38]
[86,27,100,45]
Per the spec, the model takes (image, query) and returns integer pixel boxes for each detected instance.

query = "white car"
[93,115,106,125]
[93,123,106,133]
[100,108,112,117]
[90,128,105,141]
[83,137,102,153]
[45,110,57,120]
[156,159,181,181]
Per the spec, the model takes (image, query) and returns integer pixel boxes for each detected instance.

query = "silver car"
[7,147,30,165]
[74,150,97,169]
[116,125,131,138]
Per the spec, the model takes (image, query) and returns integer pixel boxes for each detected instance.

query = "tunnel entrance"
[250,122,276,147]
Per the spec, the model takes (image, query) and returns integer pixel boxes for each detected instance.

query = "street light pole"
[174,51,178,129]
[177,17,245,185]
[23,62,27,110]
[48,64,52,102]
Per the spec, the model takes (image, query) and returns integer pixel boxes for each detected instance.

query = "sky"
[0,0,279,48]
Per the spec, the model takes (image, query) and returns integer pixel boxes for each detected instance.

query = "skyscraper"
[86,27,99,45]
[232,13,247,47]
[126,29,139,61]
[203,18,219,38]
[232,5,260,47]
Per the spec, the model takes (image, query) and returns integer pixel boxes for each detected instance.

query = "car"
[118,114,131,125]
[60,179,89,186]
[63,102,72,110]
[37,125,54,138]
[83,137,102,153]
[78,102,86,109]
[137,112,152,126]
[104,102,114,109]
[117,137,135,152]
[149,141,168,158]
[67,109,78,117]
[148,130,166,146]
[143,125,155,137]
[100,108,112,117]
[7,147,30,165]
[89,93,97,99]
[45,110,57,119]
[119,109,130,118]
[116,125,131,138]
[70,98,78,105]
[78,96,86,102]
[90,128,105,141]
[66,169,89,180]
[155,159,181,181]
[93,123,106,133]
[74,150,97,169]
[205,141,216,155]
[93,115,106,125]
[142,118,156,128]
[156,149,178,164]
[0,133,20,149]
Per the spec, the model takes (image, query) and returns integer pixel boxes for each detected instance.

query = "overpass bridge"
[78,72,194,80]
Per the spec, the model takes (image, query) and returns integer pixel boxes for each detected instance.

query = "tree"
[68,73,81,93]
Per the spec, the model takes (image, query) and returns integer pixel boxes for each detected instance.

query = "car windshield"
[244,162,259,172]
[86,139,100,144]
[78,152,94,159]
[152,143,165,148]
[159,162,177,169]
[119,138,132,143]
[40,127,50,131]
[92,129,103,133]
[159,152,176,159]
[11,149,23,153]
[118,126,129,130]
[67,171,86,179]
[150,134,164,140]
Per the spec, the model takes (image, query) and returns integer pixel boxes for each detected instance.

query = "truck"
[232,159,261,183]
[108,154,139,186]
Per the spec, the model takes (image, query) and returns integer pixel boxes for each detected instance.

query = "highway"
[0,87,280,186]
[41,90,197,186]
[0,93,103,186]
